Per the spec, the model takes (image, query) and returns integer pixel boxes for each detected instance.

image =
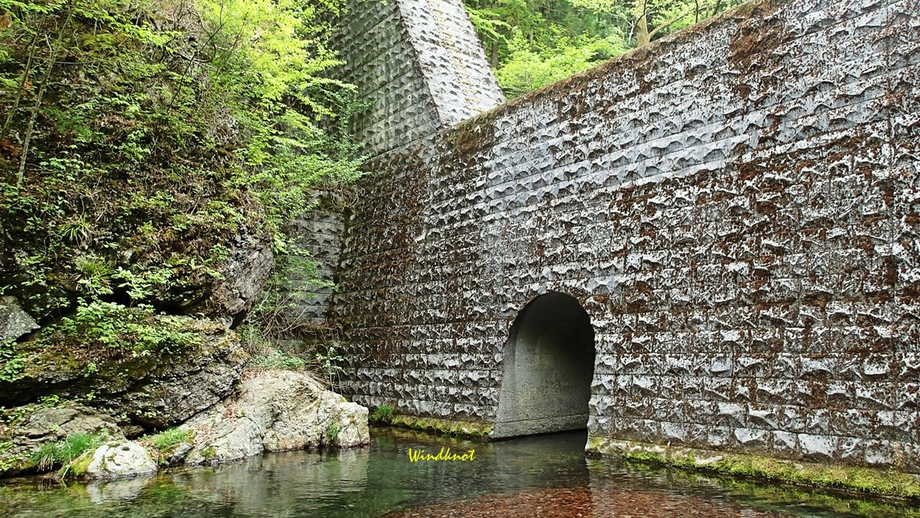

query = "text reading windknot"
[407,447,476,462]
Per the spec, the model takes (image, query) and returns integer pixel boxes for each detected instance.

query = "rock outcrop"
[0,296,38,342]
[180,370,369,465]
[1,370,369,480]
[0,318,248,430]
[180,232,275,327]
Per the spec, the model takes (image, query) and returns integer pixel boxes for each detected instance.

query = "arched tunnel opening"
[492,291,596,439]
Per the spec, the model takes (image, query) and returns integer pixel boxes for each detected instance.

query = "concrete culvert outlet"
[492,291,595,439]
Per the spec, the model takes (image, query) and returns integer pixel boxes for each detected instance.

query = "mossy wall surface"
[332,0,920,473]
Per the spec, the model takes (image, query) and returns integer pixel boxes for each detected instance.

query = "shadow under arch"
[492,291,596,439]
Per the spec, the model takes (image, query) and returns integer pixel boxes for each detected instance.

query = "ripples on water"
[1,429,918,517]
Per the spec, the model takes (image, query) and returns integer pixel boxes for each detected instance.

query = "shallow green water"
[0,429,917,517]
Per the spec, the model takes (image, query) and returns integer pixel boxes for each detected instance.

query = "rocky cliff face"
[0,313,249,429]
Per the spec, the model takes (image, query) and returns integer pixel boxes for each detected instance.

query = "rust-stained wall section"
[333,0,920,471]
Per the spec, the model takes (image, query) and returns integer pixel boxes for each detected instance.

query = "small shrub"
[324,422,339,444]
[30,433,104,473]
[314,343,344,386]
[149,428,193,450]
[250,349,307,370]
[370,404,394,425]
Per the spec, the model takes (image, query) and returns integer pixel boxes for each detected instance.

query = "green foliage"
[194,0,367,245]
[496,32,627,98]
[142,427,195,466]
[467,0,618,67]
[148,427,193,450]
[466,0,747,97]
[370,404,395,425]
[0,440,15,474]
[250,349,308,370]
[30,433,104,473]
[314,342,345,386]
[200,445,216,460]
[567,0,747,36]
[43,300,200,357]
[324,422,339,443]
[0,0,364,326]
[0,339,24,382]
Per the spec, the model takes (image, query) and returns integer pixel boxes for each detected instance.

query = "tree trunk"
[18,6,74,187]
[0,15,45,146]
[634,0,650,47]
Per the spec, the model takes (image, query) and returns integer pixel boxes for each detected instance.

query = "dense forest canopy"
[465,0,748,97]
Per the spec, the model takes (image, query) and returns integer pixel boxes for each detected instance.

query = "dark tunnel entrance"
[492,292,596,439]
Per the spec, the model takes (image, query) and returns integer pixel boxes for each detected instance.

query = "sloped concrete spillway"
[493,292,595,439]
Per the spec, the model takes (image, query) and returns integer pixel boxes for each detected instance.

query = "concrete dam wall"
[329,0,920,472]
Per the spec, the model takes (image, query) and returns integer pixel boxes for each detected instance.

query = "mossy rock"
[66,450,95,478]
[141,428,196,467]
[0,317,248,430]
[0,401,124,478]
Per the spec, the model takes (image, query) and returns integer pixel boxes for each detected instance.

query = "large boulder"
[0,317,248,430]
[84,441,157,479]
[180,370,369,465]
[0,402,126,477]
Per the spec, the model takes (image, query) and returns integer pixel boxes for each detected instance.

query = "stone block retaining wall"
[332,0,920,471]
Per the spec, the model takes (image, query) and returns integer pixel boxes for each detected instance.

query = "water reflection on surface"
[1,429,918,517]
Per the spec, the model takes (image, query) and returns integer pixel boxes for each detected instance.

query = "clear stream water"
[1,429,918,517]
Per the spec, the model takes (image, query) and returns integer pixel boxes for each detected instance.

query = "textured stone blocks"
[330,0,503,155]
[327,0,920,472]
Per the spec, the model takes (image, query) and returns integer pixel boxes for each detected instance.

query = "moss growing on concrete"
[587,437,920,499]
[388,415,493,439]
